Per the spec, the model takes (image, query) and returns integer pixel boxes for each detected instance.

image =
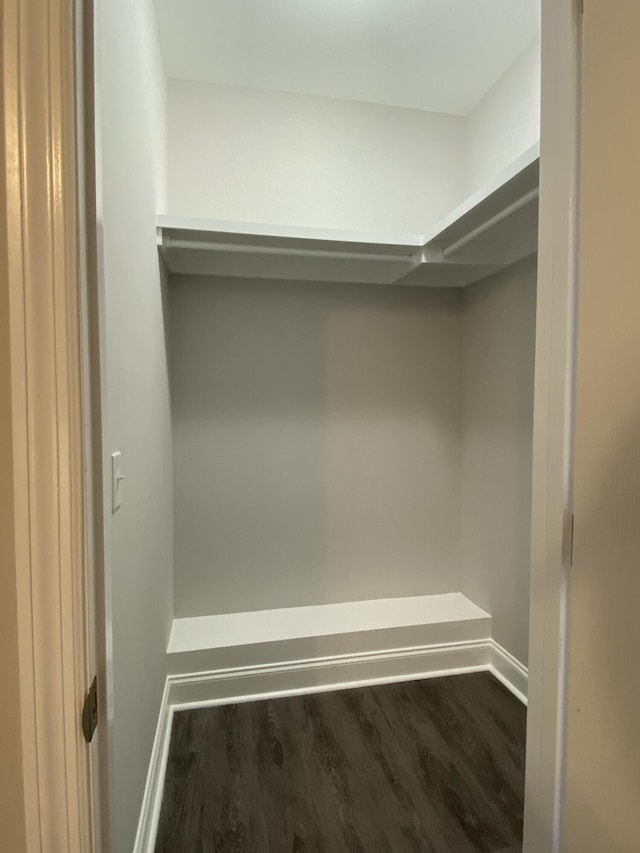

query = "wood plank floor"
[155,672,526,853]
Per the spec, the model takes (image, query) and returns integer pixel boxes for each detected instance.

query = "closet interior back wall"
[166,80,468,234]
[168,277,463,617]
[166,258,537,637]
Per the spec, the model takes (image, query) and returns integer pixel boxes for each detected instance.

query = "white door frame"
[3,0,581,850]
[524,1,582,850]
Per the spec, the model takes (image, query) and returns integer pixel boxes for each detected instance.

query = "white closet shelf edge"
[422,142,540,247]
[156,215,426,250]
[157,142,539,287]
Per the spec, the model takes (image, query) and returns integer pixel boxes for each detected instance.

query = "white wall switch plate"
[111,451,125,512]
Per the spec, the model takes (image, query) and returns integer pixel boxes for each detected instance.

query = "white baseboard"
[490,639,529,705]
[134,636,527,853]
[132,679,174,853]
[169,639,489,708]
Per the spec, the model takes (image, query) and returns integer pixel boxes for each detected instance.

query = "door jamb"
[524,1,582,850]
[75,0,113,850]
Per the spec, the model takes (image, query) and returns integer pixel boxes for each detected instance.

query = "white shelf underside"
[158,144,539,289]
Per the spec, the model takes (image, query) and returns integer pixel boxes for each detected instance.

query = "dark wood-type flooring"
[155,672,526,853]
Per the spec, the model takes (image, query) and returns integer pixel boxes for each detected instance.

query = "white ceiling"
[154,0,540,117]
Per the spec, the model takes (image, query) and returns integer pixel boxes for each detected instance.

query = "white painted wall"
[169,276,462,616]
[95,1,172,850]
[165,45,540,234]
[460,256,537,665]
[167,79,468,234]
[467,39,541,194]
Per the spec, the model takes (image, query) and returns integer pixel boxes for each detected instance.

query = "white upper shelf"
[157,143,539,289]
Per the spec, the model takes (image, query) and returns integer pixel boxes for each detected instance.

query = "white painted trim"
[135,639,527,853]
[157,213,426,248]
[420,142,540,245]
[169,640,494,709]
[133,679,174,853]
[490,641,529,706]
[524,2,580,851]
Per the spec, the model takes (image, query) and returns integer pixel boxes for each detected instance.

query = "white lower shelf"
[167,592,491,674]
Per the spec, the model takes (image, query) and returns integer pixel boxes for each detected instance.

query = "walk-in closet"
[94,2,542,850]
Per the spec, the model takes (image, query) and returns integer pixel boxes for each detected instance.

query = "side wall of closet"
[96,1,172,850]
[467,39,541,194]
[460,256,537,665]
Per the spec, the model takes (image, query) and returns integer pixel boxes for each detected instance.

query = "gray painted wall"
[169,277,463,616]
[96,1,173,849]
[169,264,537,666]
[460,256,537,665]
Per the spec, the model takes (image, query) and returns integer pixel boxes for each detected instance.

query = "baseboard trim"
[135,638,527,852]
[489,640,529,705]
[169,638,494,710]
[133,678,174,853]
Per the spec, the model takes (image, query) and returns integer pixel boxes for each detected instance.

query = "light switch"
[111,451,125,512]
